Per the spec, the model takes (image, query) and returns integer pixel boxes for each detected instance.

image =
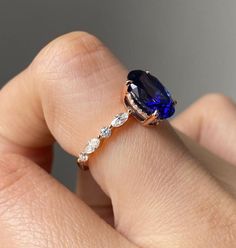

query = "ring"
[77,69,177,170]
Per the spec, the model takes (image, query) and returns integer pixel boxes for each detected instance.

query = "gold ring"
[77,69,176,170]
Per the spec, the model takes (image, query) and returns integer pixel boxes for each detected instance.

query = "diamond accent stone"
[78,153,88,162]
[111,112,129,127]
[100,126,112,138]
[84,138,100,154]
[133,104,138,110]
[137,108,143,114]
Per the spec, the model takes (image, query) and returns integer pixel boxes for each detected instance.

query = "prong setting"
[124,92,158,125]
[126,80,133,86]
[141,110,159,126]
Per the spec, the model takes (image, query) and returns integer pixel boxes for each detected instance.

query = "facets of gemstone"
[111,112,129,127]
[127,70,175,119]
[78,153,88,162]
[100,126,112,138]
[84,138,100,154]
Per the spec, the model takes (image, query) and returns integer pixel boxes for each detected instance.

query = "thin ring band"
[77,109,132,170]
[77,69,176,170]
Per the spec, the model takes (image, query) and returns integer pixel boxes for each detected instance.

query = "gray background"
[1,0,236,191]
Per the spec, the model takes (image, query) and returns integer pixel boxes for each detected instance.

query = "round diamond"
[111,112,129,127]
[137,108,143,114]
[78,153,88,162]
[130,99,134,104]
[100,127,112,138]
[84,138,100,154]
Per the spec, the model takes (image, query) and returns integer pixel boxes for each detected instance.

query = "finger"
[0,72,53,171]
[172,94,236,201]
[77,171,113,225]
[176,130,236,198]
[0,153,134,248]
[1,32,236,247]
[0,33,114,217]
[172,93,236,165]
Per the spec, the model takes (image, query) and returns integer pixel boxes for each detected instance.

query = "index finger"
[1,32,235,247]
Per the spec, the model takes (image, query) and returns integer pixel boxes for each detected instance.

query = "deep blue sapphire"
[127,70,175,119]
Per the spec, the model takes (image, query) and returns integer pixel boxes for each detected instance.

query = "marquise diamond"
[111,112,129,127]
[84,138,100,154]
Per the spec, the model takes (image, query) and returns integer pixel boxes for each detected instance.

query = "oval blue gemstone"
[127,70,175,119]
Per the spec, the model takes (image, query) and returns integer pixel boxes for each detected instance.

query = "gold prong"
[126,80,133,86]
[142,110,159,126]
[173,100,177,105]
[127,108,133,114]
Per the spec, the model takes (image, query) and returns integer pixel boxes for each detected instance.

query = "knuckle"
[200,93,234,107]
[30,31,104,79]
[197,93,235,122]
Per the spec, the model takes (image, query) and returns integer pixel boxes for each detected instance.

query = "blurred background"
[1,0,236,191]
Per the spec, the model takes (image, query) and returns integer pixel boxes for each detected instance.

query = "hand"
[0,32,235,248]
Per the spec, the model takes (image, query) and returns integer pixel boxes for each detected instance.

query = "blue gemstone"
[127,70,175,119]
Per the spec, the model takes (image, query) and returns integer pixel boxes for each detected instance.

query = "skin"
[0,31,235,247]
